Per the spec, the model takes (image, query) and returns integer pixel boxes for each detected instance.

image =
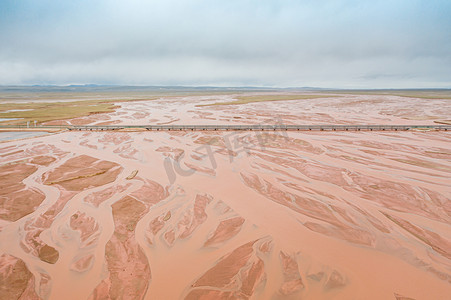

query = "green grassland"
[0,100,121,125]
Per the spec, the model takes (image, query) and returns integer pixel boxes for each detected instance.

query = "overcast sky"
[0,0,450,88]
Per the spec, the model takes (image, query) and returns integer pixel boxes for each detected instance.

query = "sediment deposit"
[0,93,450,299]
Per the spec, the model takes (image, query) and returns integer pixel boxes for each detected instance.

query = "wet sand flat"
[0,93,450,299]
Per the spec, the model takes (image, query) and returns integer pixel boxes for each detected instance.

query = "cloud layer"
[1,0,450,87]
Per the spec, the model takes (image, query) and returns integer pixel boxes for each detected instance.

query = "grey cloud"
[0,0,450,87]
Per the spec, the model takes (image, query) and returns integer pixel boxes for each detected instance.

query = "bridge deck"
[1,124,450,131]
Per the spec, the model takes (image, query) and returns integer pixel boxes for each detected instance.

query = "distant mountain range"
[0,85,449,93]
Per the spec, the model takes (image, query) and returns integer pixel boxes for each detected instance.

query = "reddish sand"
[0,254,40,299]
[0,162,45,222]
[0,94,450,299]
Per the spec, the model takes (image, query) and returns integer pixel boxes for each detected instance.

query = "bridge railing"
[0,124,450,131]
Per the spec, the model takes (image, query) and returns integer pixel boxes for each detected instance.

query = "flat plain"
[0,88,450,300]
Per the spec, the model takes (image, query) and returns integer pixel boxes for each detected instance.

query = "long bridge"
[1,124,450,131]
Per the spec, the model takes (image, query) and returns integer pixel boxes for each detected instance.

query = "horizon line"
[1,84,450,91]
